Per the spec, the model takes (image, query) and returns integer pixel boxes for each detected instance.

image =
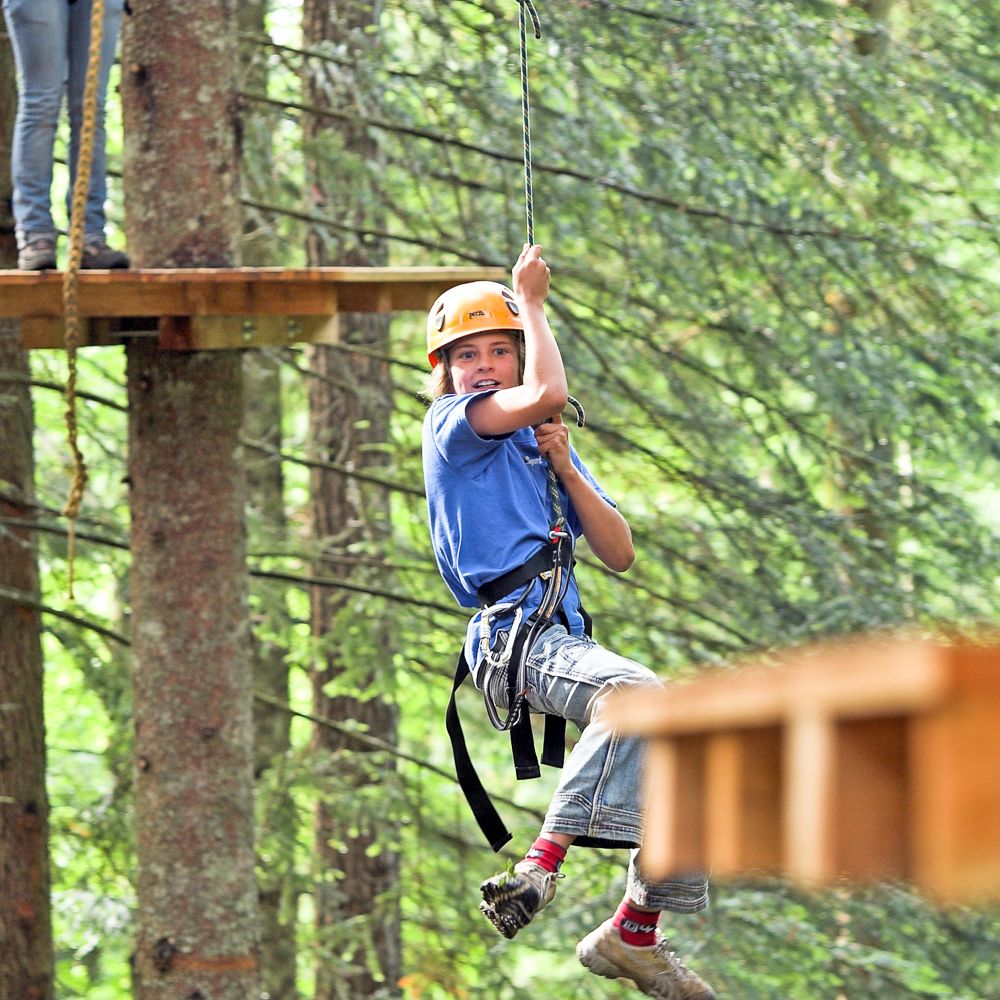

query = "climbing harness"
[62,0,106,597]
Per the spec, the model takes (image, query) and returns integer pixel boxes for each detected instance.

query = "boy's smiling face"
[447,331,520,396]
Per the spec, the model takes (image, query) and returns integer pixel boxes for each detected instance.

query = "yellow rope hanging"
[62,0,106,598]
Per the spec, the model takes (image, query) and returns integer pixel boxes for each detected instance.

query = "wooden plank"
[784,708,835,885]
[19,316,159,348]
[910,646,1000,902]
[609,637,951,737]
[156,314,340,351]
[738,726,783,872]
[640,739,679,879]
[295,315,340,346]
[618,639,1000,902]
[20,317,66,349]
[704,732,743,872]
[0,266,505,319]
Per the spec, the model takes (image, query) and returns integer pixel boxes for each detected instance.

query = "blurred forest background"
[1,0,999,997]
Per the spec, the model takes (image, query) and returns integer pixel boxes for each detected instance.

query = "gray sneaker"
[18,236,57,271]
[577,919,716,999]
[479,860,560,939]
[82,238,130,269]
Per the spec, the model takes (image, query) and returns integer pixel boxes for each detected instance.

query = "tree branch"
[244,92,884,244]
[253,689,545,823]
[0,586,129,645]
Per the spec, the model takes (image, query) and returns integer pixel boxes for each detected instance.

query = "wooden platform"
[610,636,1000,903]
[0,266,504,350]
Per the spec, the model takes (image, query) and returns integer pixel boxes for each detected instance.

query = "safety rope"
[516,0,541,246]
[545,395,586,536]
[62,0,105,597]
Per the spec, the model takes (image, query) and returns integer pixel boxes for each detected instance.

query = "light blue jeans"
[3,0,125,247]
[500,624,710,914]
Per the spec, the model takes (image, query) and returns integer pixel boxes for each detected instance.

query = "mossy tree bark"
[121,1,260,997]
[0,26,54,1000]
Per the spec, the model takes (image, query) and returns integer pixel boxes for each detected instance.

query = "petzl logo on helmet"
[468,310,487,318]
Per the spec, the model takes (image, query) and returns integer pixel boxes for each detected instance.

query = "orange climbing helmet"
[426,281,524,367]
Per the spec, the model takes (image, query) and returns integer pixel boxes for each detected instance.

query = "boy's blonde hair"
[421,331,525,401]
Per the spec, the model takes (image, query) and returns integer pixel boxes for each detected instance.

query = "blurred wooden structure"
[611,637,1000,903]
[0,266,504,350]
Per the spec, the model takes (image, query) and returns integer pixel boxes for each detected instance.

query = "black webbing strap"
[446,647,513,852]
[507,626,543,780]
[477,543,559,608]
[541,713,566,768]
[445,544,593,851]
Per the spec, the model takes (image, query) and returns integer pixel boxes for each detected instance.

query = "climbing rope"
[62,0,105,597]
[544,395,586,538]
[516,0,541,246]
[513,0,588,582]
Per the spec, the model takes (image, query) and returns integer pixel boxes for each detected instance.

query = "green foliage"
[20,0,1000,996]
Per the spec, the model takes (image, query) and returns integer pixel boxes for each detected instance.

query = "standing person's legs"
[66,0,124,240]
[3,0,67,254]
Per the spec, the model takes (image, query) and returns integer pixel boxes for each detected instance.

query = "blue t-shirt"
[422,391,615,675]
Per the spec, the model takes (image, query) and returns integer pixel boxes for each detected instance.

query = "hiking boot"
[81,238,130,269]
[479,860,560,939]
[18,236,57,271]
[577,919,716,999]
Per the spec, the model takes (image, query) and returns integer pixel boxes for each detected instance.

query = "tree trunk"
[244,348,299,1000]
[302,3,402,996]
[237,0,300,993]
[0,26,54,1000]
[121,2,260,997]
[0,337,52,1000]
[307,335,401,1000]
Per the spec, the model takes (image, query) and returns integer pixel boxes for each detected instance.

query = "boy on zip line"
[421,244,716,999]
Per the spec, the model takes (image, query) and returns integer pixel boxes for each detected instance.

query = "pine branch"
[241,433,426,498]
[0,514,128,551]
[0,586,129,645]
[248,566,466,617]
[243,92,887,245]
[243,196,495,263]
[253,689,545,824]
[0,371,128,412]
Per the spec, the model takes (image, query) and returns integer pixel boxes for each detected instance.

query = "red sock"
[613,900,660,947]
[524,837,567,873]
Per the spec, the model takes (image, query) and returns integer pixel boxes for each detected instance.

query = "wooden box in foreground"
[610,637,1000,903]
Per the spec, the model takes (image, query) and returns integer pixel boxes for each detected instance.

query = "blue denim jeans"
[3,0,124,247]
[504,624,710,914]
